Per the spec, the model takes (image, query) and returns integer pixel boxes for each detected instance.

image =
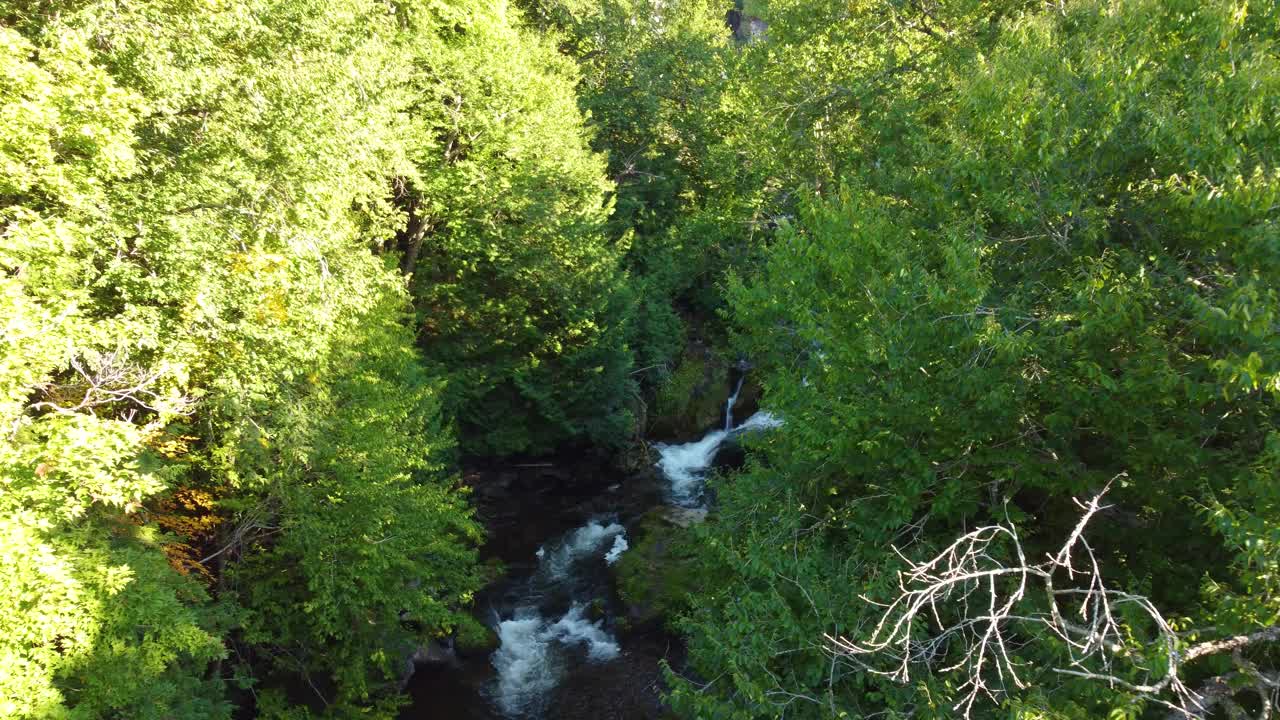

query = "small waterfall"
[655,409,782,509]
[489,519,627,718]
[655,428,728,507]
[724,375,745,431]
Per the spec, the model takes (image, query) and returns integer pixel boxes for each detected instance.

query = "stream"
[401,390,778,720]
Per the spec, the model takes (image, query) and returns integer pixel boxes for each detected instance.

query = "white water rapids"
[490,520,626,717]
[655,409,782,508]
[492,602,621,716]
[485,379,781,717]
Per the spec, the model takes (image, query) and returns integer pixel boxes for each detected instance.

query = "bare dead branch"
[30,347,196,420]
[825,479,1280,719]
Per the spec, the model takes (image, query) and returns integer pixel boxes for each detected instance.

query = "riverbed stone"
[454,616,500,657]
[648,345,730,440]
[662,506,707,527]
[611,507,703,626]
[414,638,455,665]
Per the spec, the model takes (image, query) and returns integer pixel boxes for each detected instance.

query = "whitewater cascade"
[490,520,627,717]
[655,383,782,508]
[483,380,781,718]
[723,376,745,431]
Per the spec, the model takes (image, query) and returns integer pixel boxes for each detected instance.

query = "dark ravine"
[400,377,778,720]
[398,451,677,720]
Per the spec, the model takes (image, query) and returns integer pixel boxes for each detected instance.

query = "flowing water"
[403,381,780,719]
[655,409,781,509]
[724,376,745,431]
[489,520,627,717]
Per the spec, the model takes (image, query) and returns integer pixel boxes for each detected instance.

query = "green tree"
[394,0,635,455]
[1,1,485,716]
[672,1,1280,718]
[519,0,749,408]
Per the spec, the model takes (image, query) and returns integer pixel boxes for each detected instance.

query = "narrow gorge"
[403,377,779,719]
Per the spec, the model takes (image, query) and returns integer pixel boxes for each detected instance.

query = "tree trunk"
[398,199,432,278]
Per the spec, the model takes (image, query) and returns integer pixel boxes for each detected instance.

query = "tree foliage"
[395,0,636,454]
[521,0,747,385]
[0,0,586,716]
[672,1,1280,718]
[5,0,1279,718]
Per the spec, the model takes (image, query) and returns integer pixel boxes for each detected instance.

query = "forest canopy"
[670,1,1280,718]
[1,0,1277,718]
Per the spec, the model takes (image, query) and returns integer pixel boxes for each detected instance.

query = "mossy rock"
[611,508,705,627]
[649,350,730,440]
[732,377,763,421]
[454,616,499,657]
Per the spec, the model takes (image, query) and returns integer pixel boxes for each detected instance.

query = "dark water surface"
[398,456,681,720]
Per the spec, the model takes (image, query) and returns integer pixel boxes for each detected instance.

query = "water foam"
[603,533,629,565]
[655,410,783,508]
[492,613,559,716]
[546,603,620,660]
[539,520,625,581]
[736,410,783,432]
[490,520,626,716]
